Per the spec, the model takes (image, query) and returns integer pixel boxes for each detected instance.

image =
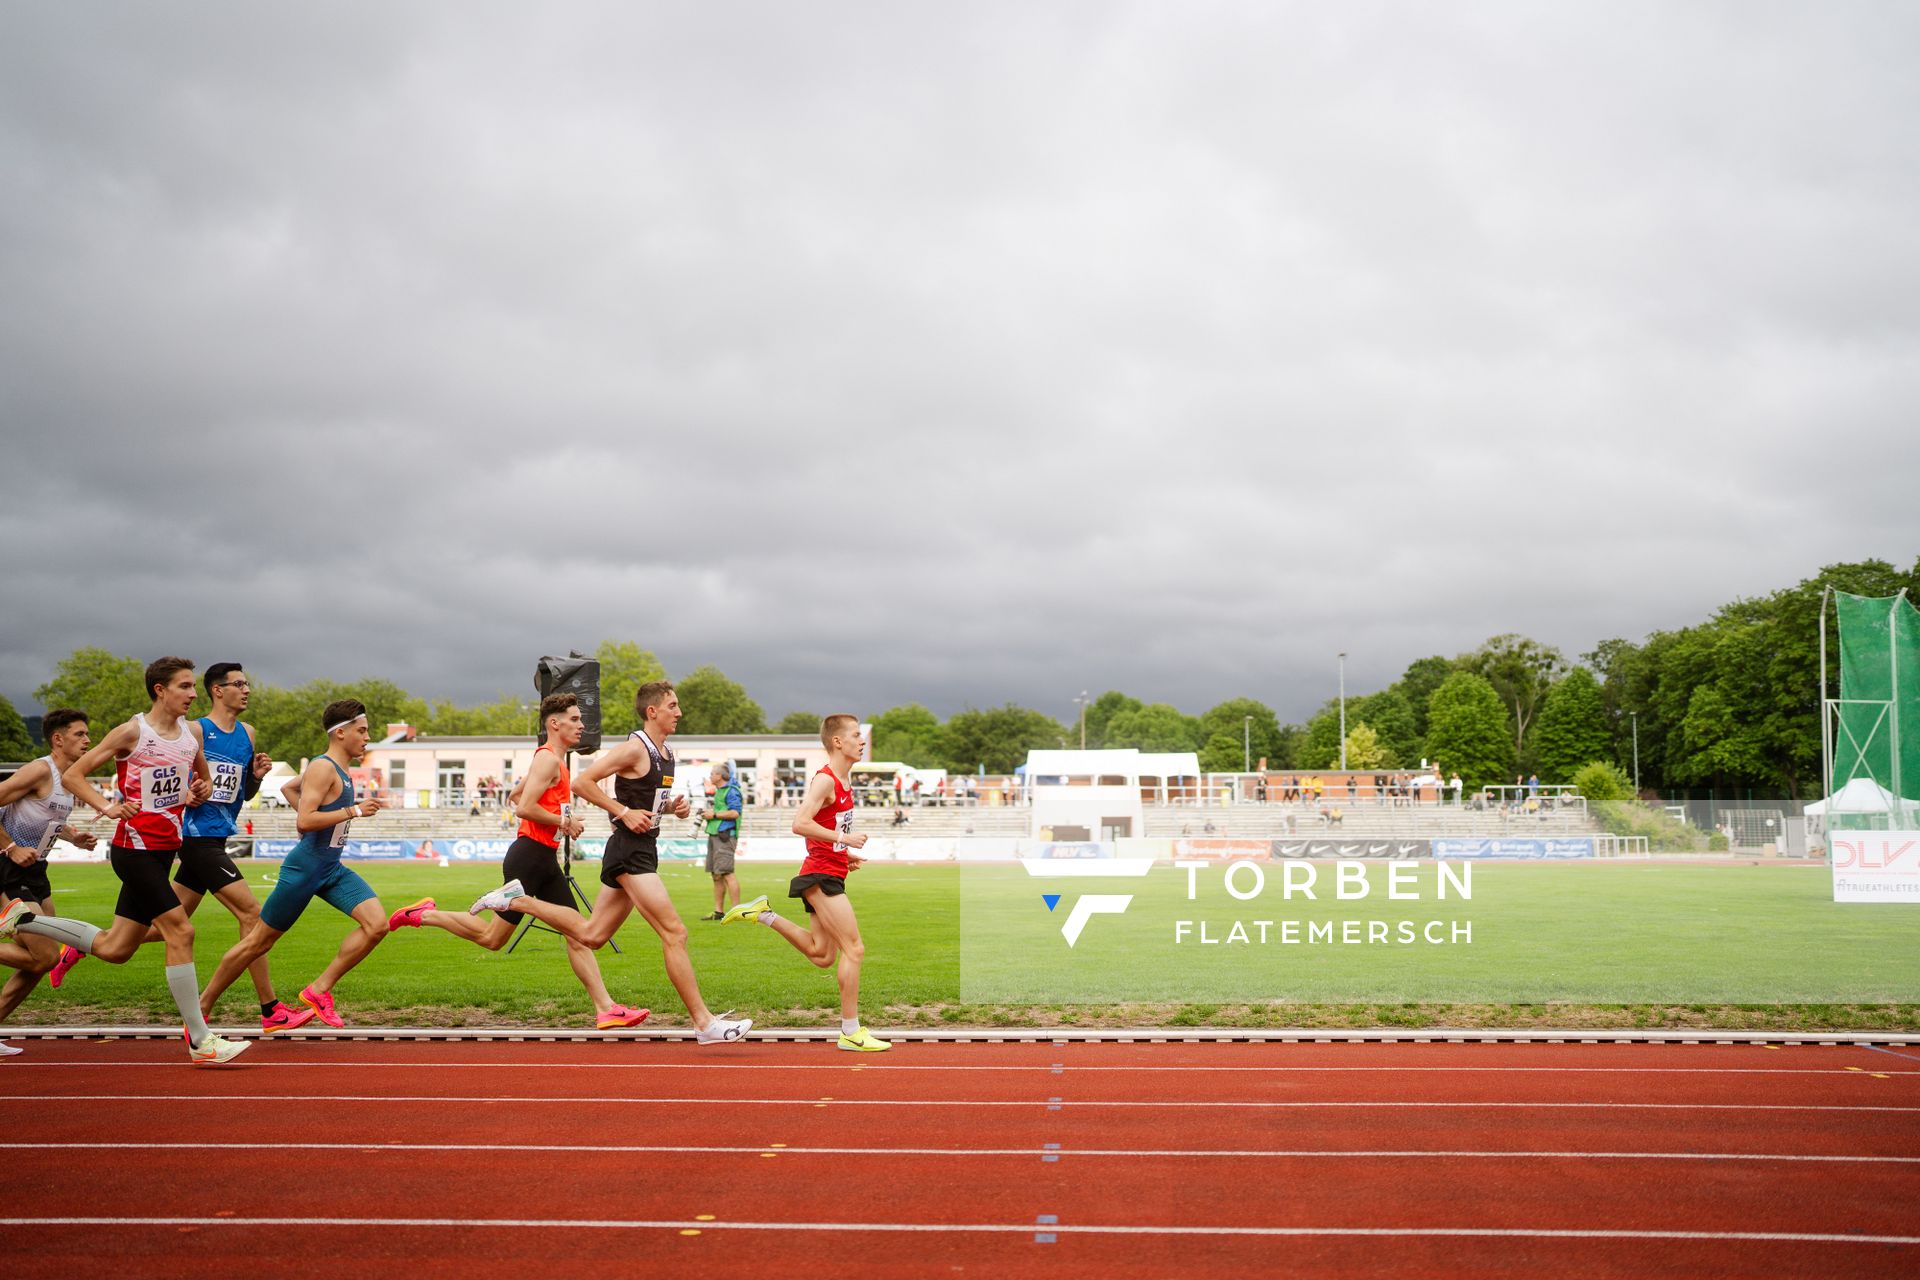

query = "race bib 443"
[209,760,243,805]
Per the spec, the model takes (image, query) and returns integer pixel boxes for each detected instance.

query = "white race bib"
[209,760,244,805]
[32,822,61,858]
[329,819,351,850]
[834,808,853,853]
[653,773,675,816]
[142,764,186,813]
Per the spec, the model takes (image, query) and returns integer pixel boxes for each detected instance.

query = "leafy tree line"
[16,556,1914,793]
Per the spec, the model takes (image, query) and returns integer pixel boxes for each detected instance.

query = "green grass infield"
[7,859,1917,1032]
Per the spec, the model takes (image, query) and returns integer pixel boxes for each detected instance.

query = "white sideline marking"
[18,1093,1920,1112]
[50,1141,1920,1164]
[0,1216,1915,1246]
[18,1060,1913,1077]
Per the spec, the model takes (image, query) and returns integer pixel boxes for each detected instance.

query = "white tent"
[1804,778,1919,832]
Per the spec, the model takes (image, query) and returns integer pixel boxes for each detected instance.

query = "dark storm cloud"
[2,1,1916,726]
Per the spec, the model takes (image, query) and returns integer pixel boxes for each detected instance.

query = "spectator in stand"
[1449,772,1463,805]
[1527,773,1540,799]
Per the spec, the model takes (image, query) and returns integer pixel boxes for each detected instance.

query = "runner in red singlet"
[722,713,888,1051]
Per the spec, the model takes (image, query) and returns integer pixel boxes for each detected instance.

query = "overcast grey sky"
[2,1,1915,726]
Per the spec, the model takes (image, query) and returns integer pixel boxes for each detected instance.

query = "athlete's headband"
[325,713,369,736]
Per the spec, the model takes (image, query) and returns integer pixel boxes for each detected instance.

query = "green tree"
[775,711,820,735]
[941,705,1067,774]
[1196,698,1288,770]
[1080,691,1141,749]
[1571,760,1633,803]
[1350,690,1418,768]
[1532,668,1612,784]
[1394,656,1456,739]
[870,704,945,767]
[1103,703,1200,752]
[1463,634,1565,763]
[424,693,534,737]
[34,648,151,730]
[1196,731,1242,773]
[595,640,667,738]
[1342,723,1391,769]
[0,694,34,760]
[674,665,766,734]
[1297,703,1344,769]
[249,677,429,762]
[1424,672,1514,791]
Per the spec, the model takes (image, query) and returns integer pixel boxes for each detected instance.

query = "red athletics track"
[4,1037,1919,1278]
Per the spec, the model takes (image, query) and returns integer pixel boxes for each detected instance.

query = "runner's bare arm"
[515,750,565,830]
[0,758,51,809]
[294,758,353,833]
[62,719,141,819]
[790,774,840,843]
[573,740,652,832]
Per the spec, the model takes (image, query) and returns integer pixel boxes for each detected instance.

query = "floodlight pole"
[1243,715,1252,773]
[1338,653,1348,772]
[1075,691,1088,750]
[1893,590,1909,813]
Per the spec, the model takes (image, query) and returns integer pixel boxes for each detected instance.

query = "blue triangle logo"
[1042,894,1061,912]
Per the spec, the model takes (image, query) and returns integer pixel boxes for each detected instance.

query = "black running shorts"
[599,826,659,887]
[788,873,846,915]
[109,845,182,926]
[174,835,246,897]
[499,836,571,925]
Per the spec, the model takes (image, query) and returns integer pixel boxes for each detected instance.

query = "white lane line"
[14,1061,1912,1077]
[46,1141,1920,1164]
[15,1094,1920,1112]
[0,1216,1914,1245]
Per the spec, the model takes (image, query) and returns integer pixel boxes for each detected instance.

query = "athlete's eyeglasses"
[217,680,251,690]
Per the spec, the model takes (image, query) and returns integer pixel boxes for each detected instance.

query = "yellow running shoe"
[720,895,770,925]
[837,1026,891,1053]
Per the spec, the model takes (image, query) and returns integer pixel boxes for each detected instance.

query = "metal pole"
[1630,711,1639,796]
[1820,585,1832,807]
[1338,653,1348,772]
[1243,715,1252,773]
[1892,590,1908,819]
[1078,691,1088,750]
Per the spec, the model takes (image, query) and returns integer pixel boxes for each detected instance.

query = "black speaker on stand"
[509,652,620,954]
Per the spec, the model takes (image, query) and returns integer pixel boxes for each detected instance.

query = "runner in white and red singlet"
[2,657,249,1065]
[721,713,889,1052]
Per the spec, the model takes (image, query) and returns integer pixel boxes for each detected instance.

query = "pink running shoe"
[388,897,435,930]
[299,984,345,1029]
[48,945,82,990]
[262,1001,317,1035]
[595,1004,651,1030]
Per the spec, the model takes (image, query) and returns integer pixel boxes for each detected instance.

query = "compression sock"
[167,963,212,1046]
[841,1018,860,1036]
[757,910,777,925]
[17,914,101,953]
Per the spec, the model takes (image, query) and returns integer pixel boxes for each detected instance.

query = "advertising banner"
[1830,831,1920,903]
[1432,837,1594,860]
[1271,839,1431,860]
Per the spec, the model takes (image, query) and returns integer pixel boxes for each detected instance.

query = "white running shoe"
[0,1041,22,1057]
[470,879,524,916]
[696,1013,754,1045]
[188,1033,250,1066]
